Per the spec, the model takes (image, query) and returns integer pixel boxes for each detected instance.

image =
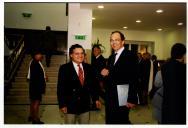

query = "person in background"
[151,70,163,124]
[91,45,106,109]
[161,43,186,124]
[140,52,153,105]
[137,52,144,105]
[41,26,57,67]
[57,44,101,124]
[101,31,138,124]
[149,54,159,99]
[27,51,46,124]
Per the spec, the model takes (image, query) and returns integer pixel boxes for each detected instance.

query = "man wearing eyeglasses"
[101,31,138,124]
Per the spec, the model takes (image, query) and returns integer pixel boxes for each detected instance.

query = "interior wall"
[92,28,186,60]
[4,3,68,31]
[163,28,186,59]
[92,28,165,60]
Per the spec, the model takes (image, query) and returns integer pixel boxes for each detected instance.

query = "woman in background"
[27,51,47,124]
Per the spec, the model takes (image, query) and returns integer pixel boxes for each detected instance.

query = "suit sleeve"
[127,52,139,104]
[57,65,67,109]
[89,66,100,102]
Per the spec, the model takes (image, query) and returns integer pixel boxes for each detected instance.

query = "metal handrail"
[4,34,25,80]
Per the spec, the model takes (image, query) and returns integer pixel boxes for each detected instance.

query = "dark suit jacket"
[29,60,46,100]
[105,49,138,110]
[91,55,106,81]
[161,59,186,124]
[57,61,99,114]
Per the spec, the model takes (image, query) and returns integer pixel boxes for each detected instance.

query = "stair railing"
[4,34,26,96]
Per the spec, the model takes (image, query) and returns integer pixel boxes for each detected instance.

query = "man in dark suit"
[101,31,138,124]
[161,43,186,124]
[41,26,57,67]
[91,45,106,102]
[57,44,101,124]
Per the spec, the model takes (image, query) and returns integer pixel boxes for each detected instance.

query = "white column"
[67,3,92,63]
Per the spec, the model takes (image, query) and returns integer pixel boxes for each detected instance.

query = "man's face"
[70,48,85,64]
[93,47,101,57]
[110,33,125,52]
[35,53,43,61]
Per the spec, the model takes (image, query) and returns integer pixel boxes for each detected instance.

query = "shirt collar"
[96,54,101,59]
[72,61,83,68]
[115,46,124,55]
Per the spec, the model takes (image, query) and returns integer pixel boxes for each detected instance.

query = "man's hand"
[96,100,102,109]
[60,107,67,114]
[101,68,109,77]
[126,102,136,109]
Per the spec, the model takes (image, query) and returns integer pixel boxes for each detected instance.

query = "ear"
[122,40,125,45]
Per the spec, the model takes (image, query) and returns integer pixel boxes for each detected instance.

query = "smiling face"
[93,47,101,57]
[70,48,85,64]
[110,32,125,52]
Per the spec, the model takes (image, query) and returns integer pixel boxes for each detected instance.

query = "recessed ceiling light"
[156,9,163,14]
[92,17,96,20]
[123,26,128,29]
[177,22,183,26]
[98,5,104,9]
[136,20,141,23]
[157,28,162,31]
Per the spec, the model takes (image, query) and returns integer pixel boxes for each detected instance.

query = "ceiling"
[80,3,186,31]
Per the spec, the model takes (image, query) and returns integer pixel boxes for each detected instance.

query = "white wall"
[92,28,186,60]
[92,28,165,59]
[67,3,92,62]
[163,28,186,59]
[4,3,68,31]
[68,3,92,50]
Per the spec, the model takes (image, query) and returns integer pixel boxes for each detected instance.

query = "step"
[14,76,58,82]
[16,72,58,77]
[12,82,57,87]
[17,70,59,74]
[19,67,60,72]
[9,89,57,96]
[19,63,61,70]
[5,95,58,104]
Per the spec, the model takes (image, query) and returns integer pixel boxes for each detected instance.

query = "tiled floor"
[4,103,157,124]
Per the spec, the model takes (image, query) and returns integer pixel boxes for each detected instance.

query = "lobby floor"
[4,103,157,124]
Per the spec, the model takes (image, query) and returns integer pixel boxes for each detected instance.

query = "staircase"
[5,54,67,104]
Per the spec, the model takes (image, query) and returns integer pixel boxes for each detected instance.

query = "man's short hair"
[111,31,125,41]
[171,43,186,59]
[46,26,51,31]
[69,44,85,55]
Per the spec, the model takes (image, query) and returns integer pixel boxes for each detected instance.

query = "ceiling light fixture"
[157,28,162,31]
[98,5,104,9]
[123,26,128,29]
[177,22,183,26]
[92,17,96,20]
[156,9,163,14]
[136,20,141,23]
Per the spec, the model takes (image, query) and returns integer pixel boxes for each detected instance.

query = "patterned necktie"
[78,64,84,86]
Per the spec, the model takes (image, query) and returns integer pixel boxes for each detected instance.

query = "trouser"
[105,106,131,124]
[64,112,90,124]
[45,51,52,67]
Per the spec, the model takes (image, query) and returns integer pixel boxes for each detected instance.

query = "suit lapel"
[82,63,87,85]
[70,62,80,81]
[70,62,86,86]
[114,49,125,66]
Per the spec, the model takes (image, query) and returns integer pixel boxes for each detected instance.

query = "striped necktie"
[78,64,84,86]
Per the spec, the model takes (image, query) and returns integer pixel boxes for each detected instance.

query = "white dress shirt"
[114,46,125,64]
[72,61,84,78]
